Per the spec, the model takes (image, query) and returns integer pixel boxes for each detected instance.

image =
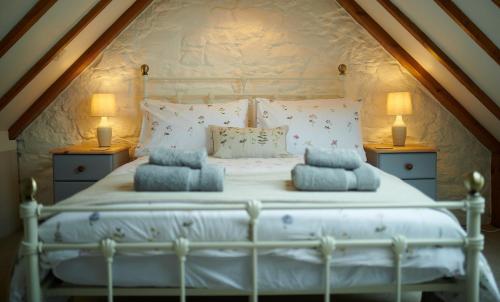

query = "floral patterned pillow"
[210,126,289,159]
[255,98,366,161]
[135,99,249,157]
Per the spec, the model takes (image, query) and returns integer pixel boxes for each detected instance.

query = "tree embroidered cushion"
[255,98,366,161]
[210,126,289,159]
[135,99,249,157]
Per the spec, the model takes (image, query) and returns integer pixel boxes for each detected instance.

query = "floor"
[0,231,21,302]
[1,228,499,302]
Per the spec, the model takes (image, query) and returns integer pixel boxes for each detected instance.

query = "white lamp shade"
[386,92,412,115]
[91,93,116,117]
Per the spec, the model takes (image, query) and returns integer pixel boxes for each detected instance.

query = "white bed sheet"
[53,254,451,290]
[18,157,499,301]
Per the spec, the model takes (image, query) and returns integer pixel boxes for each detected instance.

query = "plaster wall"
[0,131,19,238]
[17,0,491,220]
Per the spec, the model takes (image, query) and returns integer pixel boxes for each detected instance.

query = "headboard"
[140,64,347,102]
[140,64,347,126]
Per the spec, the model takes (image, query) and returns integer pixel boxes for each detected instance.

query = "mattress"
[33,156,499,300]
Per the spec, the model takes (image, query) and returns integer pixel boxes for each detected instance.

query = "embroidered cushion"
[255,98,366,160]
[210,126,289,159]
[135,99,249,157]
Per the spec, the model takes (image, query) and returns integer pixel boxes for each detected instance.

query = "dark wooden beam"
[0,0,111,113]
[492,152,500,227]
[8,0,153,140]
[0,0,57,58]
[434,0,500,64]
[493,0,500,8]
[336,0,500,153]
[377,0,500,120]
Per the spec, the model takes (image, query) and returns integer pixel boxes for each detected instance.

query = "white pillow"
[255,98,366,161]
[135,99,249,157]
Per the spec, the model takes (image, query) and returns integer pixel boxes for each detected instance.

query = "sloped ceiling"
[357,0,499,142]
[0,0,99,96]
[453,0,499,48]
[0,0,498,148]
[0,0,135,131]
[0,0,37,39]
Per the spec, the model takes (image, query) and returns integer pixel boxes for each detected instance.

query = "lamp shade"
[90,93,116,117]
[386,92,412,115]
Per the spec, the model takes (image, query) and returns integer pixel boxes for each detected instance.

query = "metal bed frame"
[19,64,486,302]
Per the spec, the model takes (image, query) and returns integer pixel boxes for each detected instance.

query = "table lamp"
[386,92,412,146]
[91,93,116,147]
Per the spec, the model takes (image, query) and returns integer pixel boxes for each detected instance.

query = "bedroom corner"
[16,0,493,222]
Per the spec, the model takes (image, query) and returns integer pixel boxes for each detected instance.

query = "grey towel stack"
[292,148,380,191]
[149,148,207,169]
[134,148,224,192]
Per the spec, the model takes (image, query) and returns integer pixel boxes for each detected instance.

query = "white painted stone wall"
[18,0,491,219]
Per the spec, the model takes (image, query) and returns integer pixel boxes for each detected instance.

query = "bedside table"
[50,144,130,202]
[364,144,437,199]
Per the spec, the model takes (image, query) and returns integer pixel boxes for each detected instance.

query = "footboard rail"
[20,172,485,302]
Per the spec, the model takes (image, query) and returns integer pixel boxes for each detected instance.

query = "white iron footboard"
[19,172,486,302]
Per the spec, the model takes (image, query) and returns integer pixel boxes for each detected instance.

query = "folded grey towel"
[134,164,224,192]
[353,163,380,191]
[304,148,362,170]
[149,148,207,169]
[291,164,357,191]
[292,163,379,191]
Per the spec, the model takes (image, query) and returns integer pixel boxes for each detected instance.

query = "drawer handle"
[405,163,414,171]
[76,165,86,173]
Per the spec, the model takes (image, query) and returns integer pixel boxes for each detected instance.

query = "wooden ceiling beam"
[377,0,500,119]
[8,0,153,140]
[434,0,500,64]
[336,0,499,153]
[0,0,111,113]
[0,0,57,58]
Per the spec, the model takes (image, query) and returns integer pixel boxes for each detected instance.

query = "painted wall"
[17,0,491,220]
[0,131,19,238]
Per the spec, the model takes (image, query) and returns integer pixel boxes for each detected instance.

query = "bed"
[13,64,500,302]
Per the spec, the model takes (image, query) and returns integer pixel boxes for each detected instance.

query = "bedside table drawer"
[53,154,113,181]
[378,152,436,179]
[404,179,436,199]
[54,181,94,201]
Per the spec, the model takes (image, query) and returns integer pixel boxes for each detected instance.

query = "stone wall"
[18,0,491,220]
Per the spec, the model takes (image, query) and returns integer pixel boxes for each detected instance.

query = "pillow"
[210,125,289,158]
[135,99,249,157]
[255,98,366,161]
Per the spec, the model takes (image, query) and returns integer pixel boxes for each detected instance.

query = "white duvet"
[11,156,500,301]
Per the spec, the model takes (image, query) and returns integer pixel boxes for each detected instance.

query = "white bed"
[26,156,497,301]
[13,66,500,302]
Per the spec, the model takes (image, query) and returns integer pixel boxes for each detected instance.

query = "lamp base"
[97,127,112,147]
[392,125,407,146]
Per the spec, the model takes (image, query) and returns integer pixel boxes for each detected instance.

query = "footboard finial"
[464,171,484,195]
[21,177,37,202]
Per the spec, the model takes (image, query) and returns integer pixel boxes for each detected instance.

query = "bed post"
[247,200,262,302]
[320,236,336,302]
[174,237,189,302]
[141,64,149,100]
[101,238,116,302]
[464,171,485,302]
[20,178,41,302]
